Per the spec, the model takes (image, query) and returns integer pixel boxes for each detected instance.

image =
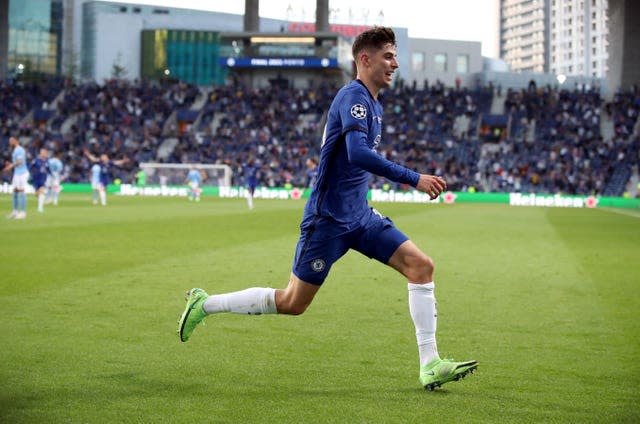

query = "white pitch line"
[599,207,640,218]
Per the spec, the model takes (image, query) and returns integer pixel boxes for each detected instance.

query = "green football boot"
[419,358,478,391]
[177,288,209,342]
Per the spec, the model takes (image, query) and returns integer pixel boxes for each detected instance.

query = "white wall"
[94,13,142,81]
[408,38,483,87]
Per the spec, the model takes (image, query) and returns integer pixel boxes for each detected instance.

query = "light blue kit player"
[90,163,103,205]
[46,152,63,206]
[186,168,202,202]
[4,136,29,219]
[178,27,477,391]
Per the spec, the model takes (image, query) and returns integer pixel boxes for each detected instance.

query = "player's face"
[368,43,398,90]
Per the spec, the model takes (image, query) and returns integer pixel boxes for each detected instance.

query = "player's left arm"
[345,130,420,186]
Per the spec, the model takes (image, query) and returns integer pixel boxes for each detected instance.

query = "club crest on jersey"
[350,104,367,119]
[311,258,326,272]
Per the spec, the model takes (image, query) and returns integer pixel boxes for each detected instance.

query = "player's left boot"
[419,358,478,391]
[177,288,209,342]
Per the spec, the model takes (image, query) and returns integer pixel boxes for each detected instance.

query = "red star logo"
[290,188,303,200]
[585,196,598,208]
[443,191,457,204]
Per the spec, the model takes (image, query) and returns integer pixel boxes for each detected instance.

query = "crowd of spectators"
[1,77,638,197]
[480,84,639,195]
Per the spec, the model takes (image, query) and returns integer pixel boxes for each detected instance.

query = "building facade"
[500,0,609,78]
[549,0,608,78]
[408,38,483,88]
[500,0,549,73]
[7,0,63,76]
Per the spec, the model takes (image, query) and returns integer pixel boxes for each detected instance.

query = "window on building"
[411,52,425,71]
[456,54,469,73]
[434,53,447,72]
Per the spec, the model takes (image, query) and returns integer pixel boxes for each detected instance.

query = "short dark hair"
[352,26,396,60]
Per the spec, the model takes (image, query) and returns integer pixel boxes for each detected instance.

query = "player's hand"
[416,174,447,200]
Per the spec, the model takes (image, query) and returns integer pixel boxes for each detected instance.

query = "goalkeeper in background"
[177,27,477,391]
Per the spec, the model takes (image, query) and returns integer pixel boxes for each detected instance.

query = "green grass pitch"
[1,194,638,423]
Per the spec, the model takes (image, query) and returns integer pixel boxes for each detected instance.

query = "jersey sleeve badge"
[350,104,367,119]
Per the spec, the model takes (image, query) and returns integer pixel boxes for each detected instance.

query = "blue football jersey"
[244,164,259,188]
[302,80,419,227]
[30,157,50,185]
[187,169,202,184]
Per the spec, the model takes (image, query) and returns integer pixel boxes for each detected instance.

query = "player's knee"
[407,254,435,282]
[278,300,309,315]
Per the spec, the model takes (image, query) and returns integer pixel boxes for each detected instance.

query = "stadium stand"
[1,78,638,196]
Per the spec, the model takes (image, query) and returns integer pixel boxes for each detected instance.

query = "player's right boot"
[177,288,209,342]
[419,358,478,391]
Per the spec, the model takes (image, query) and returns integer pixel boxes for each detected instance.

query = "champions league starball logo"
[350,104,367,119]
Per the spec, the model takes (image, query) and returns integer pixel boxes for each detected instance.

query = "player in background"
[244,159,259,210]
[30,147,50,213]
[305,157,319,189]
[135,168,146,186]
[84,150,129,206]
[186,167,202,202]
[90,162,102,205]
[46,150,64,206]
[177,27,476,391]
[3,136,29,219]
